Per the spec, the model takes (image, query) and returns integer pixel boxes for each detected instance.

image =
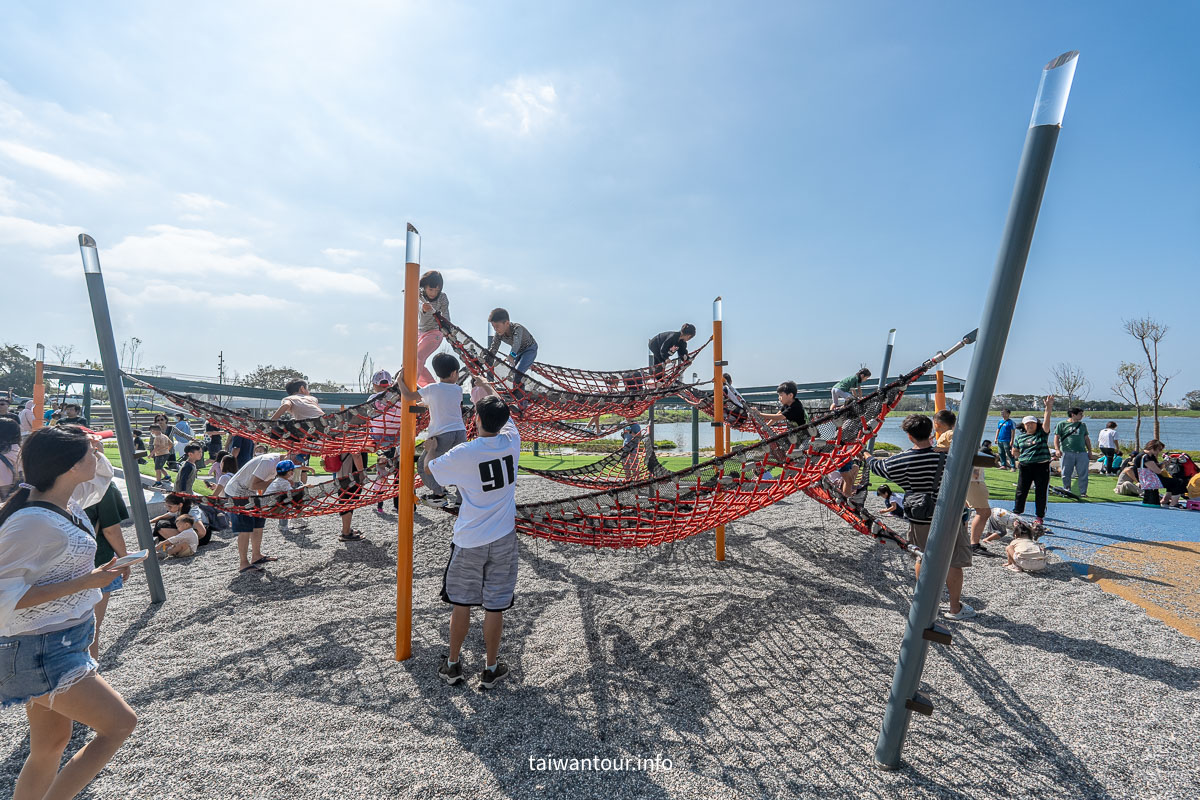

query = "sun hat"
[1021,415,1039,425]
[371,369,393,386]
[276,460,296,474]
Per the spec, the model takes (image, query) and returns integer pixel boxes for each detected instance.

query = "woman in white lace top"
[0,425,138,800]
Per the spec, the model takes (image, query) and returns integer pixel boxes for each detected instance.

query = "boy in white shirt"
[428,378,520,689]
[398,353,468,509]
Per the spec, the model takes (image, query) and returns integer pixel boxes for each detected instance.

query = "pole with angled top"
[396,223,420,661]
[33,344,45,430]
[874,51,1078,770]
[79,235,167,604]
[867,329,896,452]
[712,297,725,561]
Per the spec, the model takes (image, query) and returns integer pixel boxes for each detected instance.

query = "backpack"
[1012,538,1047,572]
[321,453,344,473]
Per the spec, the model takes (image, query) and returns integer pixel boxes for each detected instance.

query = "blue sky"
[1,1,1196,400]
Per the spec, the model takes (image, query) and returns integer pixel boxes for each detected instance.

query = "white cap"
[371,369,393,386]
[1022,415,1039,424]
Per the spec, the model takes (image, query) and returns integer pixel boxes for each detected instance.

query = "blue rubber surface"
[990,499,1200,575]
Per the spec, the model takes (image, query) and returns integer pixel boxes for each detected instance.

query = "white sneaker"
[421,494,448,509]
[944,603,977,621]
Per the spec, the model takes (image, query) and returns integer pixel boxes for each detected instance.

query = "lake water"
[634,415,1200,453]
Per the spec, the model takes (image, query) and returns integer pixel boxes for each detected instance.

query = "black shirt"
[228,434,256,469]
[648,331,690,364]
[58,415,90,428]
[781,401,807,427]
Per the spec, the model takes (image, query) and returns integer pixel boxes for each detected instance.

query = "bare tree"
[1048,362,1090,409]
[1112,362,1146,451]
[119,337,144,372]
[1123,316,1175,440]
[49,344,77,365]
[357,352,375,393]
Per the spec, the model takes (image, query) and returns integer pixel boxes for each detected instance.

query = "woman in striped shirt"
[1012,395,1054,524]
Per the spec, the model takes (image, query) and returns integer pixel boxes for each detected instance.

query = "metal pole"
[79,235,167,604]
[647,356,656,450]
[691,373,700,467]
[396,223,420,661]
[33,344,45,430]
[874,50,1078,770]
[82,383,92,423]
[867,329,896,452]
[713,297,725,561]
[934,369,946,412]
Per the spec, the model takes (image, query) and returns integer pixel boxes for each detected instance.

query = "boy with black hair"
[398,353,468,508]
[864,414,976,621]
[148,423,173,487]
[830,368,871,408]
[486,308,539,393]
[271,379,325,422]
[173,442,204,494]
[428,378,520,689]
[648,324,697,374]
[759,381,808,427]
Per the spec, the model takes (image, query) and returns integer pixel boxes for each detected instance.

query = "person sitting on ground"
[759,381,808,428]
[1114,459,1140,496]
[1131,439,1188,507]
[830,368,871,409]
[398,354,468,508]
[648,324,697,379]
[486,308,539,397]
[1012,396,1054,526]
[416,270,451,387]
[170,413,193,463]
[995,409,1016,470]
[150,494,211,549]
[1005,519,1047,573]
[223,450,288,573]
[1054,407,1092,496]
[428,377,521,689]
[56,403,90,428]
[1097,421,1119,475]
[933,409,995,553]
[173,442,204,495]
[864,413,976,620]
[875,484,905,517]
[0,417,21,502]
[148,424,173,487]
[156,514,198,558]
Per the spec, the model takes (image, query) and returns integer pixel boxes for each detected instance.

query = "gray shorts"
[420,429,469,495]
[908,520,973,569]
[440,530,519,612]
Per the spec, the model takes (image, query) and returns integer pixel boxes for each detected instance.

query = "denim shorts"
[102,574,124,594]
[0,616,98,709]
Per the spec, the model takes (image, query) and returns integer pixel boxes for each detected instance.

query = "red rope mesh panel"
[523,432,670,489]
[678,386,788,433]
[512,364,927,548]
[436,315,701,423]
[525,337,712,394]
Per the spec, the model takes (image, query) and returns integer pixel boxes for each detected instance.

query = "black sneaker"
[479,662,510,689]
[971,543,988,553]
[438,656,464,685]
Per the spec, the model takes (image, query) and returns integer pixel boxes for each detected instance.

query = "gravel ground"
[3,475,1199,800]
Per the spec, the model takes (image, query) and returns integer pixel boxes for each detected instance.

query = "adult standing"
[1054,407,1092,496]
[995,409,1016,470]
[18,400,36,439]
[1012,395,1054,525]
[227,432,256,471]
[1097,422,1119,475]
[0,417,21,501]
[222,450,286,573]
[170,413,193,463]
[0,426,138,799]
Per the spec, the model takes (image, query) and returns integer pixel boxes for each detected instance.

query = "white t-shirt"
[265,476,293,494]
[224,453,285,497]
[428,419,520,548]
[215,473,233,495]
[1098,428,1117,449]
[282,394,324,420]
[420,382,466,438]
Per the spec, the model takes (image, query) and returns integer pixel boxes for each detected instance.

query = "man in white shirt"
[428,378,520,689]
[223,451,286,573]
[399,354,468,508]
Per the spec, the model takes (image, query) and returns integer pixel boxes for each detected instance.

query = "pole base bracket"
[905,692,934,716]
[714,360,728,367]
[922,624,953,646]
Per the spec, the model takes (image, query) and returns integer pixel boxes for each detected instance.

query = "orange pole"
[934,368,946,412]
[32,343,45,430]
[713,297,725,562]
[395,224,420,661]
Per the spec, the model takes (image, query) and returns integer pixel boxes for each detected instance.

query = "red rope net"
[525,337,711,394]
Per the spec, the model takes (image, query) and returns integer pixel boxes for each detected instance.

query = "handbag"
[1135,454,1163,491]
[902,453,947,523]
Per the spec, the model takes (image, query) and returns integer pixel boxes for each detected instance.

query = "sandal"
[239,564,264,574]
[339,530,365,542]
[251,555,279,565]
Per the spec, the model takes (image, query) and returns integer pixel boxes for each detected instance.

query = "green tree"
[239,365,308,390]
[1183,389,1200,411]
[308,380,348,393]
[0,343,35,395]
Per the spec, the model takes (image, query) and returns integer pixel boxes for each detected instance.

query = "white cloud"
[0,140,121,191]
[109,279,294,314]
[0,214,78,249]
[176,192,229,213]
[382,238,405,248]
[440,267,516,294]
[477,77,560,135]
[332,323,350,336]
[322,247,363,264]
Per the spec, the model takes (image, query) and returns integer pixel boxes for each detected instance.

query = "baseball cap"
[276,460,296,474]
[1021,415,1038,424]
[371,369,393,386]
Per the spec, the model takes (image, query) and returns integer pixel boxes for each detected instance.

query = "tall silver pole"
[79,234,167,604]
[874,51,1078,769]
[866,328,896,452]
